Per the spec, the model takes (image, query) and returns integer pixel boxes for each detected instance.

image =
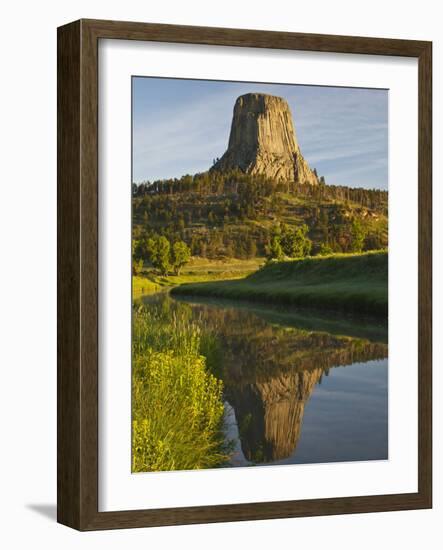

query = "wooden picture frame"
[57,18,432,530]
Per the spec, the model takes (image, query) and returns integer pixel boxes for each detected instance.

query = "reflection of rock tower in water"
[227,368,324,462]
[171,300,388,465]
[215,310,388,464]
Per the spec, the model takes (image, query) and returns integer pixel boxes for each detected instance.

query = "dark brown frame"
[57,18,432,531]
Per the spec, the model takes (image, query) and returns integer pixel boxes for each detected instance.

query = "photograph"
[131,77,389,473]
[1,0,434,538]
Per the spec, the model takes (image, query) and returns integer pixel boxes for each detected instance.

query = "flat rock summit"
[211,93,319,185]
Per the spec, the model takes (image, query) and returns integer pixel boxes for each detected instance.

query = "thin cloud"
[133,78,388,189]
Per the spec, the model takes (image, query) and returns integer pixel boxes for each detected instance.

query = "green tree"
[132,258,144,275]
[350,220,365,252]
[267,236,284,261]
[280,224,312,257]
[155,236,171,275]
[145,236,171,275]
[364,228,384,251]
[145,238,158,263]
[318,242,334,256]
[132,239,139,259]
[172,241,191,275]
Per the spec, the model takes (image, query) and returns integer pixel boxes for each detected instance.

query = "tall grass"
[132,304,229,472]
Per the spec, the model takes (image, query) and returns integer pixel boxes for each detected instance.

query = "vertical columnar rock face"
[228,368,324,462]
[211,93,319,185]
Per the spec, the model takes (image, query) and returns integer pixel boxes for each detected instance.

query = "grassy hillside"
[172,251,388,317]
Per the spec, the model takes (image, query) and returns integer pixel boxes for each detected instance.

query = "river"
[139,291,388,467]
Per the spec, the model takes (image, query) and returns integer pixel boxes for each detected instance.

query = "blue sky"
[132,77,388,190]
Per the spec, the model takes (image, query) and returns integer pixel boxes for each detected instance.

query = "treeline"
[133,216,373,265]
[133,169,388,213]
[133,199,386,259]
[133,224,265,262]
[133,188,387,244]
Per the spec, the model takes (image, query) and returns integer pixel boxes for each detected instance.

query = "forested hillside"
[132,169,388,262]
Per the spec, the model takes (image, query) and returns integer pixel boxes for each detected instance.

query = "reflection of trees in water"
[143,294,388,464]
[187,303,388,464]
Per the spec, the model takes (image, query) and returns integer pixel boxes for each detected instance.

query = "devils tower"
[211,93,319,185]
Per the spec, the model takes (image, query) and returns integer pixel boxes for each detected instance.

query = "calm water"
[141,292,388,467]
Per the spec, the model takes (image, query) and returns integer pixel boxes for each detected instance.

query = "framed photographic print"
[57,19,432,530]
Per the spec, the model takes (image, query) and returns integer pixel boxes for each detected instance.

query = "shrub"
[132,305,228,472]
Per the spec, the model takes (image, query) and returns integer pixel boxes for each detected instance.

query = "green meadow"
[172,251,388,317]
[132,257,263,298]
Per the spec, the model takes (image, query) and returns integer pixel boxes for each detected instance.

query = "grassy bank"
[133,257,264,299]
[132,305,229,472]
[132,276,160,299]
[172,251,388,317]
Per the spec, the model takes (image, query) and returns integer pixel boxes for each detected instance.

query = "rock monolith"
[211,93,319,184]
